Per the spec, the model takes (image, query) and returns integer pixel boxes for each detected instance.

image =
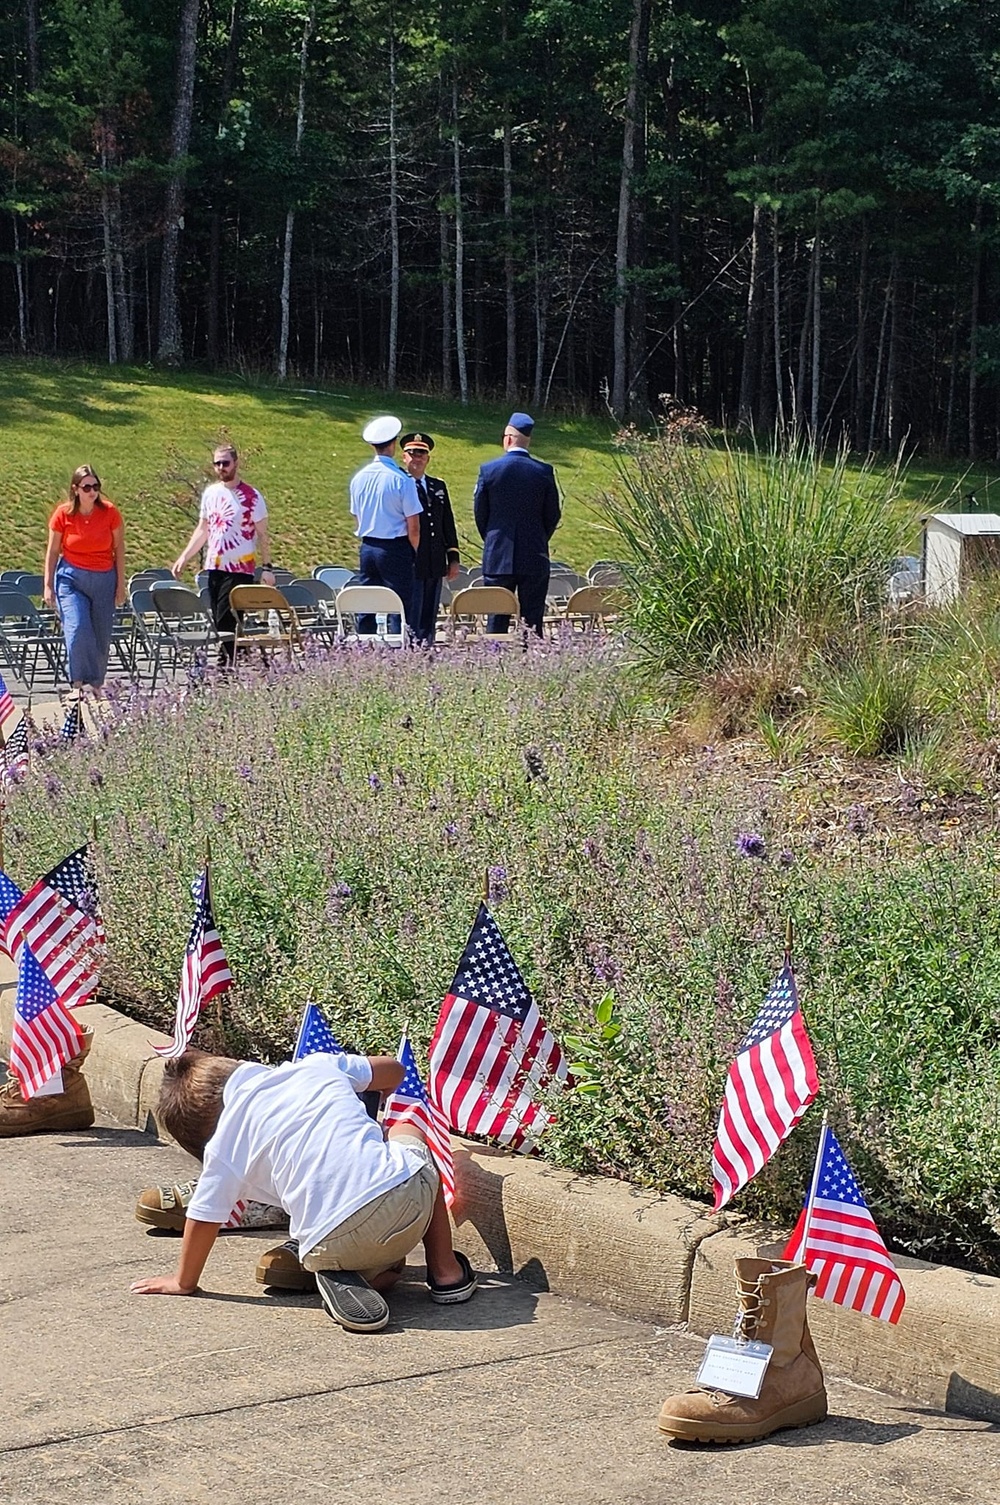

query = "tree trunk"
[100,138,118,365]
[452,73,468,406]
[738,202,763,426]
[12,214,27,353]
[945,291,959,453]
[853,221,868,448]
[503,115,517,401]
[278,1,315,381]
[810,229,821,436]
[969,195,983,461]
[533,226,548,408]
[771,209,783,431]
[439,202,451,393]
[794,238,812,432]
[385,23,400,387]
[207,0,243,369]
[611,0,650,419]
[157,0,200,365]
[868,257,894,452]
[886,269,900,450]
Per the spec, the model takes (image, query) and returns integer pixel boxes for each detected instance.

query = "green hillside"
[0,361,621,577]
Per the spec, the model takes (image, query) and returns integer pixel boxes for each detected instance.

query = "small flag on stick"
[710,963,819,1211]
[0,869,83,1097]
[783,1121,905,1325]
[60,700,82,742]
[292,1000,343,1059]
[383,1033,455,1207]
[3,845,104,1010]
[1,716,28,792]
[428,902,568,1151]
[154,868,233,1058]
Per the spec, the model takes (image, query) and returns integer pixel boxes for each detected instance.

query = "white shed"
[922,513,1000,604]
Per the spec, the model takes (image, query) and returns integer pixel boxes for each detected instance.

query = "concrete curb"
[2,974,998,1422]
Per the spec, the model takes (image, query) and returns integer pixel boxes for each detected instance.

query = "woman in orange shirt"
[43,465,126,693]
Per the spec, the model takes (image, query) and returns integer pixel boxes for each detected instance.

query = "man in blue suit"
[473,412,561,635]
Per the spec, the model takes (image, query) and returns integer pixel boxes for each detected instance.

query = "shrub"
[604,426,910,686]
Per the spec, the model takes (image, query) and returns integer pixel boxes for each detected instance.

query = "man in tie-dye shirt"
[172,444,276,664]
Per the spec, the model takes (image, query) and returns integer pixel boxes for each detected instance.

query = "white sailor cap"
[362,415,403,445]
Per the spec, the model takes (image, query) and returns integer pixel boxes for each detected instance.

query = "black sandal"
[427,1251,478,1305]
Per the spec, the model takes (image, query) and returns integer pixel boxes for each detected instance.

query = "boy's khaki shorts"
[300,1138,439,1280]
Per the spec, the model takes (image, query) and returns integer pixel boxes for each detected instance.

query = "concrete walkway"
[1,1119,995,1505]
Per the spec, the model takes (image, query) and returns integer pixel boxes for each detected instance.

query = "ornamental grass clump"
[605,424,910,689]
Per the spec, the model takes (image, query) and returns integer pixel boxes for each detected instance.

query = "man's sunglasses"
[212,457,235,467]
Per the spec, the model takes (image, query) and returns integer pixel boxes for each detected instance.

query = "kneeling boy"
[130,1048,476,1332]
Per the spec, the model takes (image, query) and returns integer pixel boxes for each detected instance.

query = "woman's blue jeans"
[55,561,116,687]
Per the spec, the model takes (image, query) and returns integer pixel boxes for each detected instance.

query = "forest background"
[2,0,1000,458]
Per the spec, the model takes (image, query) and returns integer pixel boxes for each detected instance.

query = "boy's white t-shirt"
[186,1054,426,1256]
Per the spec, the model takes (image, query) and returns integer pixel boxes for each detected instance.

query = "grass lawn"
[0,356,994,576]
[0,359,624,577]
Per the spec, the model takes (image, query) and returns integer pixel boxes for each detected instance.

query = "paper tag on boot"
[33,1070,65,1097]
[696,1335,773,1398]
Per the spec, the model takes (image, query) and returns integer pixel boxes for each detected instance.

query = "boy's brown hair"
[157,1049,241,1160]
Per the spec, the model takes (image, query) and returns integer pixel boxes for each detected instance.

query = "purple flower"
[325,881,353,922]
[736,831,767,860]
[778,849,795,869]
[443,822,459,842]
[592,952,623,985]
[368,773,382,792]
[44,773,62,800]
[582,837,600,861]
[212,801,228,823]
[88,767,104,789]
[846,803,870,836]
[236,762,254,783]
[488,865,509,904]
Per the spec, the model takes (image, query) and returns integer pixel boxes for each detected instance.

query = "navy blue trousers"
[358,536,416,635]
[482,568,549,635]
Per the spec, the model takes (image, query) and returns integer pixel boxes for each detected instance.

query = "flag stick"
[0,800,5,874]
[483,866,490,905]
[203,835,225,1043]
[25,697,32,771]
[798,1109,829,1261]
[293,997,312,1060]
[784,916,794,969]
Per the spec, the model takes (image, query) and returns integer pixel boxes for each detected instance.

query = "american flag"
[0,672,18,738]
[383,1033,455,1207]
[154,868,233,1058]
[428,903,568,1151]
[2,717,29,790]
[60,700,82,741]
[3,845,105,1010]
[292,1000,343,1058]
[784,1124,905,1324]
[711,964,819,1211]
[0,869,83,1098]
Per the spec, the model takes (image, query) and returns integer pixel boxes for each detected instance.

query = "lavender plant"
[5,641,1000,1271]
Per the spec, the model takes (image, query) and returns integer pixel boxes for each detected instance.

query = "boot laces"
[0,1075,24,1104]
[732,1271,765,1342]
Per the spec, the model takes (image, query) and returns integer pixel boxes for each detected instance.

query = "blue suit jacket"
[473,451,561,575]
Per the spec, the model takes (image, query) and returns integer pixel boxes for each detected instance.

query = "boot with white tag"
[658,1258,827,1444]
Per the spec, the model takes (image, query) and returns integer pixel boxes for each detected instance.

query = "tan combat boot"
[0,1029,95,1136]
[658,1258,828,1444]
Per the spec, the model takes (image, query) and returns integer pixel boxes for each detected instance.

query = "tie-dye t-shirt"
[199,481,267,574]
